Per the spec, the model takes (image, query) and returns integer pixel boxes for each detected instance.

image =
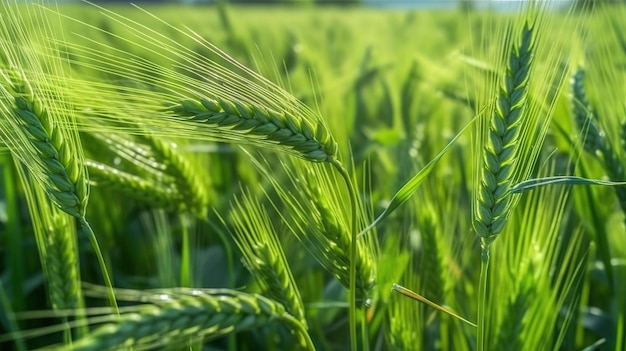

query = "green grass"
[0,1,625,350]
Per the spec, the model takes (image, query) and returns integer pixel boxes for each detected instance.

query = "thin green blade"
[358,115,477,238]
[511,176,626,194]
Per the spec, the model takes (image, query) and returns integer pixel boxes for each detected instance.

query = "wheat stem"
[78,219,119,316]
[477,246,490,351]
[331,159,359,351]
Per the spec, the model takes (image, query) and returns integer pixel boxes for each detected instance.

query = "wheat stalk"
[67,289,313,351]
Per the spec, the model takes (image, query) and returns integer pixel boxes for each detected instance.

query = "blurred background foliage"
[1,0,626,350]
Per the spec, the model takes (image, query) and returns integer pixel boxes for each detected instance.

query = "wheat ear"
[85,159,183,209]
[314,191,376,299]
[16,159,84,312]
[473,21,535,248]
[255,158,376,301]
[171,98,338,163]
[473,20,536,351]
[0,1,120,313]
[1,70,88,219]
[0,68,118,312]
[136,133,209,218]
[229,190,307,326]
[571,68,626,212]
[45,213,83,311]
[68,289,313,351]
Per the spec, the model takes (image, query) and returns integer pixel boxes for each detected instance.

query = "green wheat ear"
[86,159,184,209]
[54,4,341,166]
[571,67,626,212]
[67,289,314,351]
[136,133,210,217]
[571,68,606,155]
[0,3,89,220]
[473,20,535,247]
[228,189,307,327]
[170,98,338,163]
[251,156,376,301]
[82,130,209,216]
[1,69,89,219]
[0,1,118,313]
[15,161,84,313]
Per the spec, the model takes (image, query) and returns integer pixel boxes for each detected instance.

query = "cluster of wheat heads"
[1,1,617,350]
[0,1,368,349]
[80,130,210,218]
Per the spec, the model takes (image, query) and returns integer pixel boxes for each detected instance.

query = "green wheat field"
[0,1,624,350]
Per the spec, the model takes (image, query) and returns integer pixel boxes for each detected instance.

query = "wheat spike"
[571,67,626,212]
[0,69,88,219]
[171,98,338,163]
[254,158,376,302]
[136,133,210,217]
[68,289,313,351]
[473,21,535,243]
[86,159,183,209]
[229,190,307,326]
